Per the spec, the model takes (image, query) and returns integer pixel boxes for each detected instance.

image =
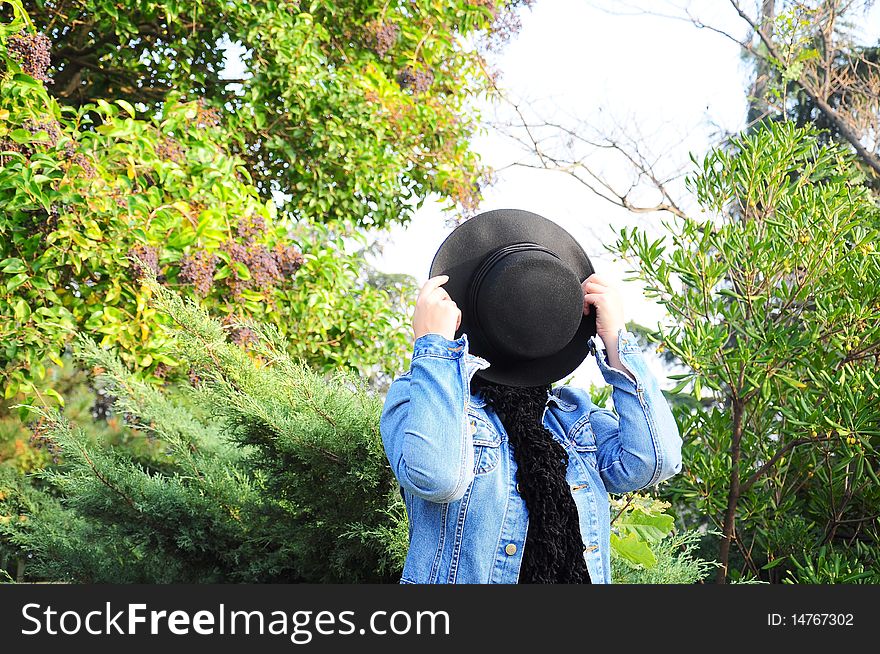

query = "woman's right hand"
[412,275,461,342]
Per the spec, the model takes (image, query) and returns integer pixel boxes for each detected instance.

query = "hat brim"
[429,209,596,387]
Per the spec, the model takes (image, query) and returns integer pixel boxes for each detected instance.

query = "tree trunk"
[717,399,745,583]
[747,0,776,126]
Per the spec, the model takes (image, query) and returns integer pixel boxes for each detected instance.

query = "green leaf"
[0,257,27,273]
[9,128,32,143]
[116,99,136,118]
[43,387,65,406]
[83,219,103,240]
[610,532,657,568]
[616,509,675,544]
[232,261,251,280]
[4,380,19,399]
[762,557,788,570]
[14,298,31,322]
[6,272,29,292]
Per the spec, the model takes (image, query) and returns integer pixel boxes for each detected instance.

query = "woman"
[380,209,682,584]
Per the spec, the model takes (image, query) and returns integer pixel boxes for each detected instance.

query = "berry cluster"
[7,31,52,83]
[229,326,258,348]
[28,425,62,464]
[68,152,97,178]
[396,65,434,93]
[195,98,222,128]
[179,250,219,298]
[127,244,160,281]
[364,20,400,57]
[482,0,535,51]
[108,188,128,208]
[2,119,75,163]
[486,10,522,51]
[178,213,303,299]
[236,214,267,242]
[152,362,170,380]
[225,240,280,296]
[187,367,204,387]
[155,136,185,164]
[222,240,250,299]
[273,243,306,277]
[91,390,117,421]
[0,138,28,166]
[24,119,61,148]
[247,244,282,291]
[221,238,304,298]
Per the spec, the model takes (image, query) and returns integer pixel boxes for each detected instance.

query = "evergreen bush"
[3,278,405,582]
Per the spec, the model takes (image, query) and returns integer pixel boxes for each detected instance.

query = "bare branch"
[490,99,691,221]
[728,0,880,176]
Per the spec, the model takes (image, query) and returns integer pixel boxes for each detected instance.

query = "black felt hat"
[429,208,596,387]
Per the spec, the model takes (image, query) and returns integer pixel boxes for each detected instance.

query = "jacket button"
[505,543,517,556]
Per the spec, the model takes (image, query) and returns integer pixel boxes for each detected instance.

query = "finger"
[583,281,609,294]
[582,293,606,312]
[583,273,610,288]
[419,274,450,300]
[432,287,452,303]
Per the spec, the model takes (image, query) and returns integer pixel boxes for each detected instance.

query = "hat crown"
[429,208,596,386]
[470,244,584,361]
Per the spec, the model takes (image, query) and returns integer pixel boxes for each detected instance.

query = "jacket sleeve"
[588,328,682,494]
[379,332,490,504]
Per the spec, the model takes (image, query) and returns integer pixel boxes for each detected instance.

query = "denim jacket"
[379,328,682,584]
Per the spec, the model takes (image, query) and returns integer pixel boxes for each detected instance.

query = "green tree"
[4,0,472,402]
[613,122,880,582]
[0,64,415,402]
[9,0,523,227]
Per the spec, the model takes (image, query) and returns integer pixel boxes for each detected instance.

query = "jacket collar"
[466,351,578,412]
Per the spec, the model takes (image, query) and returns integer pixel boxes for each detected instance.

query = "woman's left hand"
[582,273,626,345]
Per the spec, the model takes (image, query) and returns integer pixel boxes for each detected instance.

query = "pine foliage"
[611,530,717,584]
[3,279,406,582]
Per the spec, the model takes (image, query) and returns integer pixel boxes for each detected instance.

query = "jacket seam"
[448,483,474,583]
[449,355,472,501]
[429,502,449,583]
[636,387,663,488]
[412,351,464,361]
[566,414,590,443]
[489,460,514,584]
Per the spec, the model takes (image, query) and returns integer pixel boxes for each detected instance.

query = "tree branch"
[728,0,880,176]
[740,435,835,495]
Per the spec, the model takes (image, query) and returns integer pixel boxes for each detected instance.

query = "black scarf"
[473,377,592,584]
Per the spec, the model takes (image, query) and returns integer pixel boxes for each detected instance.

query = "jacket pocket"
[469,413,502,475]
[570,416,597,452]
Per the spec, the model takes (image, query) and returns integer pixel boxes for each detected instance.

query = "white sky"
[367,0,755,388]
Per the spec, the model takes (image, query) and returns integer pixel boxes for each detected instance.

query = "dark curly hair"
[472,376,591,584]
